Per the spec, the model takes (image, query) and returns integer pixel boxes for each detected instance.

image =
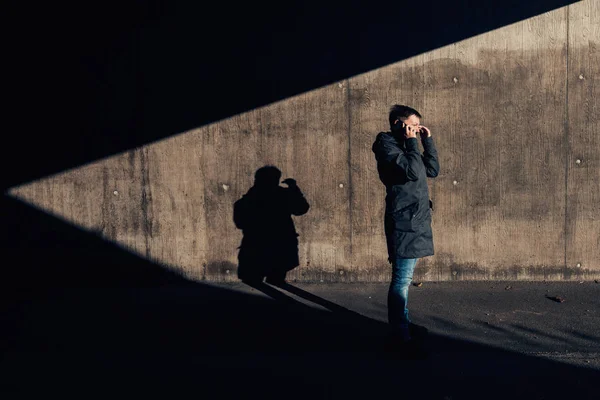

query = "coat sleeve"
[421,136,440,178]
[286,185,310,216]
[372,134,425,181]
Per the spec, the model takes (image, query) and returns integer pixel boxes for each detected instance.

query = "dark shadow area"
[273,282,357,314]
[0,196,193,292]
[245,280,363,317]
[429,315,471,332]
[1,195,599,399]
[2,0,579,190]
[243,281,375,330]
[473,319,516,334]
[567,330,600,343]
[512,323,574,342]
[243,280,306,306]
[234,166,309,284]
[470,320,568,352]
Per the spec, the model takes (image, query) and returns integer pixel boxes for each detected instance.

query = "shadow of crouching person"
[234,166,309,285]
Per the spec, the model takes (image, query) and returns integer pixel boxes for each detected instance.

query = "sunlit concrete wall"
[11,0,599,281]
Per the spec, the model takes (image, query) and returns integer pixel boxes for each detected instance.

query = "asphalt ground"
[2,281,599,399]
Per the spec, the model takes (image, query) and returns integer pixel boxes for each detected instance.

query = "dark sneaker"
[399,340,428,359]
[384,337,428,360]
[409,323,429,338]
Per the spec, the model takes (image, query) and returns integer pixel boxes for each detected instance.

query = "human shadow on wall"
[234,166,309,285]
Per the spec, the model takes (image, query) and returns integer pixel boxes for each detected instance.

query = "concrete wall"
[10,1,599,281]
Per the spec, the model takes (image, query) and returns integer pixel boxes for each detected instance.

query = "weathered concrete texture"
[565,0,600,276]
[8,1,600,281]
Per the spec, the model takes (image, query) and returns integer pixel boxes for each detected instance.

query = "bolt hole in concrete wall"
[7,1,599,282]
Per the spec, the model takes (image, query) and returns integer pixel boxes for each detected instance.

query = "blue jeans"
[388,258,418,339]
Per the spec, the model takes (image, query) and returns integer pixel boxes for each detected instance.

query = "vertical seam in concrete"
[563,5,570,271]
[140,148,152,259]
[101,166,109,235]
[200,129,210,281]
[346,79,353,269]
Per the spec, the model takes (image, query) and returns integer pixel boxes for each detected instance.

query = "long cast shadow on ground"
[1,196,598,399]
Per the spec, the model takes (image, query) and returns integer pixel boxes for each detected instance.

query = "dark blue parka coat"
[372,133,440,261]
